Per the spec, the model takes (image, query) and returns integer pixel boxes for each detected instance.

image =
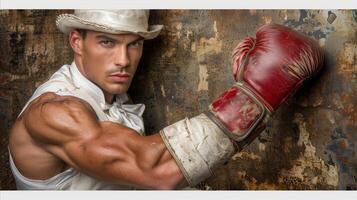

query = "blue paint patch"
[326,137,354,173]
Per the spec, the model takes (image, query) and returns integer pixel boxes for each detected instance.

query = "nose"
[114,45,130,68]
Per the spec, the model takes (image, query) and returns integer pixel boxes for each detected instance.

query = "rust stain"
[329,10,357,37]
[338,139,349,149]
[236,170,280,189]
[232,151,262,162]
[278,113,339,187]
[261,15,273,24]
[249,10,257,16]
[161,22,183,58]
[196,36,222,59]
[282,136,294,154]
[196,21,222,62]
[279,10,300,22]
[337,42,357,74]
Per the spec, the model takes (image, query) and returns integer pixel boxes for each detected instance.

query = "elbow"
[148,167,184,190]
[150,181,178,190]
[151,179,178,190]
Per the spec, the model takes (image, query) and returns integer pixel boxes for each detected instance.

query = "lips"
[109,73,130,83]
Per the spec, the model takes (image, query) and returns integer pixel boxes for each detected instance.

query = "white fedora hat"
[56,10,163,39]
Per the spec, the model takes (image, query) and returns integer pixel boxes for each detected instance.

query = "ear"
[69,30,84,55]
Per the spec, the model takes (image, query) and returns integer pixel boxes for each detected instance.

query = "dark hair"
[76,29,87,39]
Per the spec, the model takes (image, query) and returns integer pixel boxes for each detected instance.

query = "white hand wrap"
[160,113,235,186]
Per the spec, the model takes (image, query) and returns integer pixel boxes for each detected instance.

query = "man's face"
[72,30,144,100]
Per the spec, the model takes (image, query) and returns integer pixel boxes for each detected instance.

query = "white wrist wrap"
[160,113,235,186]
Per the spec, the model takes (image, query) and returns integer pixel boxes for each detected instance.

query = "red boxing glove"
[207,24,324,148]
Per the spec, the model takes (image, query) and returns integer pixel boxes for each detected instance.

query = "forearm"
[138,134,186,189]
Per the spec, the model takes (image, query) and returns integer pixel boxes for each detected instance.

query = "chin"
[106,85,129,95]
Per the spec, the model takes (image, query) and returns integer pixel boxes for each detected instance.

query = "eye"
[100,40,115,48]
[129,40,143,48]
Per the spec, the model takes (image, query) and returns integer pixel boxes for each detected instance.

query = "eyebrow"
[95,34,144,44]
[130,38,145,44]
[95,35,117,42]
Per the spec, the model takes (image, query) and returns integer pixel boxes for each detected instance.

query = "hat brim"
[56,14,163,40]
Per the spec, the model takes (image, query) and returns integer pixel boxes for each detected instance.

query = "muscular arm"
[23,92,184,189]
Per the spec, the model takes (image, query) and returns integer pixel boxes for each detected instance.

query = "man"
[8,10,324,190]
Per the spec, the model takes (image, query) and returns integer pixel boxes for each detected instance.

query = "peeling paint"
[160,85,166,97]
[258,142,266,152]
[196,37,222,60]
[161,46,176,58]
[196,21,222,62]
[232,151,262,161]
[175,23,182,39]
[213,21,218,36]
[235,171,279,190]
[261,15,273,24]
[191,41,196,52]
[337,42,357,74]
[197,64,209,91]
[161,22,183,58]
[319,38,326,47]
[326,10,357,37]
[278,113,339,187]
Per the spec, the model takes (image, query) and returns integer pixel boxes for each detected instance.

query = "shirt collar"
[69,61,129,109]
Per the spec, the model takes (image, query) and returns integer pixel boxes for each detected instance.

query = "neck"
[74,58,86,77]
[104,92,115,104]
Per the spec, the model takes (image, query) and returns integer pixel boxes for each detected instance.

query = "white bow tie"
[104,102,146,135]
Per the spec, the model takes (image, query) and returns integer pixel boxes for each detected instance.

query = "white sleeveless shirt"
[9,62,146,190]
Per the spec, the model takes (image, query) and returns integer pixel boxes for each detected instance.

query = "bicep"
[22,93,105,166]
[24,92,100,145]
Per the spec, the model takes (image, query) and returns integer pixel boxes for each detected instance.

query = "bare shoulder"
[27,92,95,115]
[23,92,100,144]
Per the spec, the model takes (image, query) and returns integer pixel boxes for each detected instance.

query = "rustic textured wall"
[0,10,72,189]
[1,10,357,190]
